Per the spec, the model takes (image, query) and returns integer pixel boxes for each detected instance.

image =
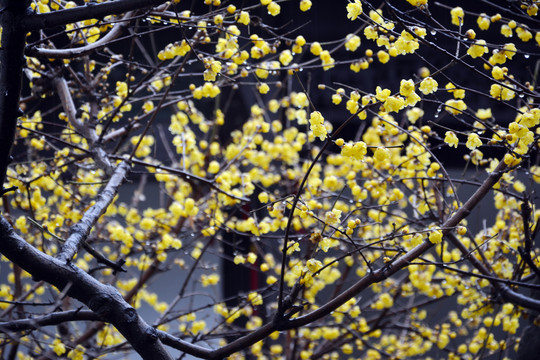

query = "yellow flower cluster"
[309,111,327,140]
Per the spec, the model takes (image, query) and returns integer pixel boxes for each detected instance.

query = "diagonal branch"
[0,216,172,360]
[21,0,168,31]
[281,159,540,330]
[57,161,130,263]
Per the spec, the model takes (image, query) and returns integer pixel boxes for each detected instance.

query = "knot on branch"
[123,307,138,324]
[88,292,115,318]
[145,326,159,341]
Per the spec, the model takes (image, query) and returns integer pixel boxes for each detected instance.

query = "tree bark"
[0,216,172,360]
[0,0,28,191]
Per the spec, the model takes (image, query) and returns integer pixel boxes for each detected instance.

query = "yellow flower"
[279,49,293,65]
[306,259,323,273]
[142,101,154,113]
[467,39,488,58]
[341,141,367,159]
[445,82,465,99]
[475,108,492,119]
[399,79,415,97]
[490,83,515,100]
[375,86,391,101]
[267,1,280,16]
[406,0,427,6]
[501,43,517,59]
[406,107,424,123]
[309,111,327,140]
[465,133,482,150]
[300,0,312,11]
[248,292,263,306]
[383,96,405,113]
[516,27,532,42]
[258,83,270,94]
[491,66,505,80]
[444,131,459,148]
[310,42,322,55]
[377,50,390,63]
[344,34,361,51]
[444,99,467,115]
[374,147,390,162]
[419,77,438,95]
[233,255,245,264]
[116,81,128,98]
[207,160,220,173]
[347,0,363,21]
[450,7,464,26]
[237,11,250,25]
[51,339,66,356]
[477,14,490,30]
[501,24,512,37]
[429,230,443,244]
[325,209,342,225]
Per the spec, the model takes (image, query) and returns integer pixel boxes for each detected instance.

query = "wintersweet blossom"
[477,14,490,30]
[429,230,443,244]
[309,111,327,140]
[341,141,367,159]
[451,7,464,26]
[466,133,482,149]
[490,83,515,100]
[346,0,363,21]
[444,99,467,115]
[299,0,312,11]
[467,39,488,58]
[444,131,459,148]
[344,34,361,51]
[419,77,438,95]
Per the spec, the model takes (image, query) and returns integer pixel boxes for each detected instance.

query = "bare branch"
[54,76,114,174]
[0,310,99,332]
[21,0,168,31]
[57,161,130,263]
[26,11,135,59]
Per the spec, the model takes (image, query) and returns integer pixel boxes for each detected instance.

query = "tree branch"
[283,159,540,330]
[0,216,172,359]
[0,0,28,191]
[20,0,168,31]
[54,76,114,175]
[26,11,135,59]
[57,161,130,263]
[0,310,99,332]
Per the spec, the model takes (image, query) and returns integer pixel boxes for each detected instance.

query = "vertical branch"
[54,76,114,175]
[0,0,29,191]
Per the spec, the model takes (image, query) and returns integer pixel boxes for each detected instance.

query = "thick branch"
[57,161,130,263]
[0,0,28,190]
[21,0,168,31]
[0,216,171,360]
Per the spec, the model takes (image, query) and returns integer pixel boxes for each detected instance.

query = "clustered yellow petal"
[309,111,327,140]
[346,0,363,21]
